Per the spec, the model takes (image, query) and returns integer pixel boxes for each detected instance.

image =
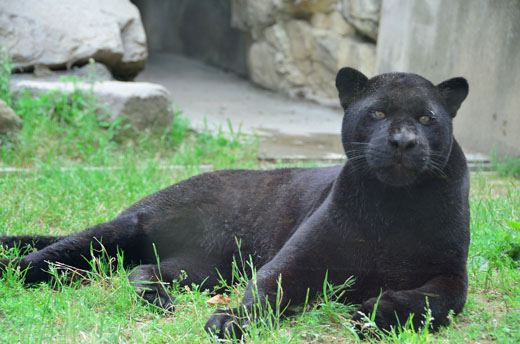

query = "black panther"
[1,67,470,340]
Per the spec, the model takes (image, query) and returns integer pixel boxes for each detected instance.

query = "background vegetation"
[0,54,519,343]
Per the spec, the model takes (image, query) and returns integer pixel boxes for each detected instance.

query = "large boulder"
[0,99,22,136]
[10,80,171,130]
[0,0,147,80]
[248,16,375,105]
[11,61,114,83]
[232,0,378,105]
[340,0,381,40]
[284,0,338,16]
[231,0,338,37]
[231,0,283,38]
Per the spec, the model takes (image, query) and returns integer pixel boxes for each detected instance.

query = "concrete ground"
[136,53,345,160]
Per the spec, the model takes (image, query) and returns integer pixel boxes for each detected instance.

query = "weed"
[0,46,12,105]
[1,80,123,166]
[491,151,520,178]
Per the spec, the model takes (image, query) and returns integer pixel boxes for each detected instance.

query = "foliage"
[0,46,12,105]
[491,151,520,178]
[2,83,120,165]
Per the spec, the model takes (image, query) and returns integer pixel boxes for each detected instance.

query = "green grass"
[1,170,519,343]
[0,47,12,106]
[491,151,520,179]
[1,56,519,343]
[0,50,257,169]
[0,84,258,169]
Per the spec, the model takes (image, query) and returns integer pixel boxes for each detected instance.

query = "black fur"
[1,67,470,340]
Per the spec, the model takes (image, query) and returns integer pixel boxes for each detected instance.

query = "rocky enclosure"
[232,0,381,105]
[133,0,381,106]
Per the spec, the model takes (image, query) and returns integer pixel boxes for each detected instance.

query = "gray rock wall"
[236,0,380,105]
[376,0,520,157]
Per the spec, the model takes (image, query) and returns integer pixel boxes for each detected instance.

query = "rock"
[284,0,338,16]
[0,0,147,80]
[308,29,375,99]
[248,20,313,93]
[232,1,379,105]
[247,17,375,104]
[10,80,170,130]
[33,64,53,78]
[248,41,283,91]
[231,1,379,104]
[337,37,376,76]
[231,0,283,38]
[66,61,114,82]
[11,60,113,83]
[231,0,337,37]
[312,30,376,76]
[0,99,22,136]
[340,0,381,40]
[311,11,356,36]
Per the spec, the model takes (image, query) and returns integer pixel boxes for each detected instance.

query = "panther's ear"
[336,67,368,110]
[437,77,469,117]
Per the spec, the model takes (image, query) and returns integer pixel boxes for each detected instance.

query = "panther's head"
[336,67,468,187]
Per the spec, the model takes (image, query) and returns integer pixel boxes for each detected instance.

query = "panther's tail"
[0,235,67,251]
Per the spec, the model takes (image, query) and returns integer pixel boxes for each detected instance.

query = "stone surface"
[0,99,22,136]
[376,0,520,157]
[284,0,338,16]
[10,80,171,130]
[226,0,378,104]
[311,11,356,36]
[231,0,283,38]
[65,62,114,82]
[248,16,375,105]
[340,0,381,40]
[231,0,337,36]
[336,37,376,77]
[11,61,113,83]
[0,0,147,80]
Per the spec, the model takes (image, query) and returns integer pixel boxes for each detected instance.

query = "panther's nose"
[388,130,417,151]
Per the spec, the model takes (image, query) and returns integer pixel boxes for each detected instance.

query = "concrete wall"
[131,0,249,76]
[376,0,520,157]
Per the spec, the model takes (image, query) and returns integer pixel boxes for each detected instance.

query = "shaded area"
[132,0,248,76]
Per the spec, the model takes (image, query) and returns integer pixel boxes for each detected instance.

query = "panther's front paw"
[352,291,402,335]
[133,285,176,312]
[205,308,246,340]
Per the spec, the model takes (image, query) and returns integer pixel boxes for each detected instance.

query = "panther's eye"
[418,115,431,124]
[372,111,386,120]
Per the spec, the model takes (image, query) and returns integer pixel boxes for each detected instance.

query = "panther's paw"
[352,291,404,337]
[204,308,246,341]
